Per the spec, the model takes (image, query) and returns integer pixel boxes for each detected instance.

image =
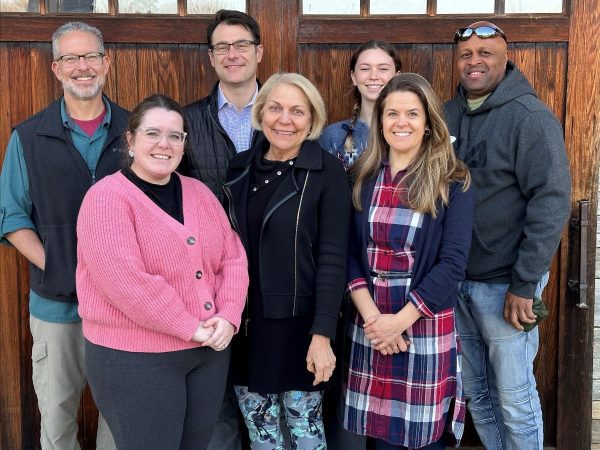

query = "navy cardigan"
[347,176,474,314]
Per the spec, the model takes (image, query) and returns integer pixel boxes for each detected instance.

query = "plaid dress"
[344,165,465,448]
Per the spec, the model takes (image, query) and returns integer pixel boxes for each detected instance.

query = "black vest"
[16,97,128,302]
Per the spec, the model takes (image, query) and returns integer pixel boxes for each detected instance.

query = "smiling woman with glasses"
[76,93,248,449]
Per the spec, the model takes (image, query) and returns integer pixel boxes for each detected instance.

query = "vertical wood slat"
[178,43,216,107]
[158,44,181,102]
[0,43,24,450]
[532,43,568,447]
[114,44,139,110]
[558,0,600,447]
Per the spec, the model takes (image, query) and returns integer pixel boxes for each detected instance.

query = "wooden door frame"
[556,0,599,448]
[0,0,597,448]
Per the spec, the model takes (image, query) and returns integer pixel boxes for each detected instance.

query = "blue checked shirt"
[217,84,257,153]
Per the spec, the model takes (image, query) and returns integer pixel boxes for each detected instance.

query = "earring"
[128,149,134,157]
[307,130,312,137]
[424,129,431,136]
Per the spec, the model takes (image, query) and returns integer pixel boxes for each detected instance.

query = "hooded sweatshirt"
[444,61,571,298]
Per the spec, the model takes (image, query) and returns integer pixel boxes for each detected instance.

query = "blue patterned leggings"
[234,386,326,450]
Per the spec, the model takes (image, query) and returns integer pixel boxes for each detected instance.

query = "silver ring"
[221,344,226,349]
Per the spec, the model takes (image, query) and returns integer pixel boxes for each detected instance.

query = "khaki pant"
[30,316,115,450]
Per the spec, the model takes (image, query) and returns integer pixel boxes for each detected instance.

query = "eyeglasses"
[138,128,187,145]
[210,39,258,55]
[454,25,507,43]
[55,52,104,68]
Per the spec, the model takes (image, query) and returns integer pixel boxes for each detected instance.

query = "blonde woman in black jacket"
[223,72,351,449]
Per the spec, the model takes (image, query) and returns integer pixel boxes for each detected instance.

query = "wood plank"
[409,43,433,82]
[156,44,181,102]
[29,43,57,113]
[431,43,454,103]
[323,45,354,125]
[0,47,24,450]
[0,16,210,44]
[102,44,118,102]
[136,44,159,100]
[534,43,567,122]
[0,16,570,45]
[557,0,600,447]
[509,43,537,90]
[298,17,570,44]
[113,44,139,111]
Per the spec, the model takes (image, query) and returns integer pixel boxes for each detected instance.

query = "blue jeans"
[455,273,548,450]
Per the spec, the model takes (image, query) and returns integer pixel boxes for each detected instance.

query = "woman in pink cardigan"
[76,94,248,450]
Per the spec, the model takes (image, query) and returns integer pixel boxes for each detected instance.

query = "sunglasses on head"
[454,25,507,43]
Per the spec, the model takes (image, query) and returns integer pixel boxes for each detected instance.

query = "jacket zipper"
[292,171,310,316]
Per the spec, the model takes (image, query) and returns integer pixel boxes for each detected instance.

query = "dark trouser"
[373,437,446,450]
[85,340,230,450]
[324,299,367,450]
[206,382,245,450]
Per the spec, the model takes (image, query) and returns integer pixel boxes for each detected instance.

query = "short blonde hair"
[252,72,327,140]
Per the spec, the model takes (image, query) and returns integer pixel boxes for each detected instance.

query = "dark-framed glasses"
[454,25,507,43]
[138,128,187,145]
[56,52,104,67]
[210,39,258,55]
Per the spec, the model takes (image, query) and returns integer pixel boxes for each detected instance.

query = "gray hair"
[52,22,104,60]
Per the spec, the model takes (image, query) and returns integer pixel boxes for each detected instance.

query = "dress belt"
[369,270,412,280]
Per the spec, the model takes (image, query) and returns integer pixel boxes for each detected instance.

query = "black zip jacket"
[181,83,262,202]
[223,139,351,339]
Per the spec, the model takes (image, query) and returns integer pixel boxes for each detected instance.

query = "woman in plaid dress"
[344,73,474,449]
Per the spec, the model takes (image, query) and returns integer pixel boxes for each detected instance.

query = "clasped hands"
[191,316,234,351]
[364,313,410,356]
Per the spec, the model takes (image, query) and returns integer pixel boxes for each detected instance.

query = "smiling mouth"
[392,132,411,137]
[73,75,95,81]
[273,130,294,136]
[152,154,171,160]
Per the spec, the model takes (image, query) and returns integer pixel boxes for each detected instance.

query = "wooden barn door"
[0,0,598,448]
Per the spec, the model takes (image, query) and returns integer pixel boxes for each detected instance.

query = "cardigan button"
[204,302,212,310]
[195,271,203,279]
[187,236,196,245]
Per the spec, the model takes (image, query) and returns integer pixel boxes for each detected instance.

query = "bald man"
[444,22,570,450]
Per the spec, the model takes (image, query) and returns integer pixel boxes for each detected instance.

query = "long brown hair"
[349,73,470,218]
[344,40,402,153]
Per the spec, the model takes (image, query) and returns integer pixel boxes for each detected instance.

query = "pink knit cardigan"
[76,172,248,352]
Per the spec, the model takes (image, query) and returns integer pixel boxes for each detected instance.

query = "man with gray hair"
[0,21,127,449]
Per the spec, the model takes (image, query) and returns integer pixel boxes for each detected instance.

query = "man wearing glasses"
[444,21,571,450]
[181,9,264,201]
[0,21,127,450]
[181,9,263,450]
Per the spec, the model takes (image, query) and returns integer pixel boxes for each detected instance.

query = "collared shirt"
[217,83,257,153]
[0,97,113,323]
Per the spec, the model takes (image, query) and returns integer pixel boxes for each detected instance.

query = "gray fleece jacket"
[444,61,571,298]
